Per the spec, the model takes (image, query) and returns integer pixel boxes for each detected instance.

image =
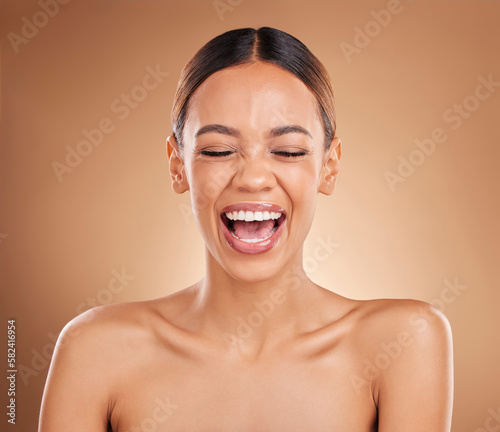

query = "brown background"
[1,0,499,430]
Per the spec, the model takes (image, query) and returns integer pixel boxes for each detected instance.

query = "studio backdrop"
[1,0,499,431]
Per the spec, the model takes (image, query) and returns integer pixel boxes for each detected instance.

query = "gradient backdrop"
[1,0,499,430]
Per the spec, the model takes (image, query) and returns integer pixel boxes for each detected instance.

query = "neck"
[189,247,325,356]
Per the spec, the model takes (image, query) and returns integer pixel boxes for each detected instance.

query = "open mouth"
[221,210,286,243]
[219,204,287,254]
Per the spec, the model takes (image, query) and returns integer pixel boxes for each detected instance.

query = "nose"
[231,155,277,193]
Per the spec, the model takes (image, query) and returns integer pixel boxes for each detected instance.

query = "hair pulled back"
[171,27,335,149]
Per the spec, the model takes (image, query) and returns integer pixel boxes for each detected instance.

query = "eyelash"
[199,150,308,158]
[199,150,233,157]
[272,150,308,158]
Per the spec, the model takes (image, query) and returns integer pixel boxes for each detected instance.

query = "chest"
[110,355,377,431]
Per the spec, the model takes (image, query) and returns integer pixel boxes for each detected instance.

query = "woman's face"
[168,61,340,282]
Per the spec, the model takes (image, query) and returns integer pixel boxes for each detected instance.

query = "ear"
[318,137,342,195]
[166,135,189,194]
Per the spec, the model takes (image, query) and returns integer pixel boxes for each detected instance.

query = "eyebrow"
[269,125,312,139]
[195,124,240,138]
[194,124,312,139]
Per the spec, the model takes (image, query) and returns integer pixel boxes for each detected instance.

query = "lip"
[219,202,287,255]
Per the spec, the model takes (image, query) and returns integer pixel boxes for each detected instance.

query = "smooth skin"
[39,62,453,431]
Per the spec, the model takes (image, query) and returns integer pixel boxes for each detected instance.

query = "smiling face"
[168,61,341,282]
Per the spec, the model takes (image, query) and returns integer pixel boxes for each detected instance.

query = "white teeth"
[224,210,282,221]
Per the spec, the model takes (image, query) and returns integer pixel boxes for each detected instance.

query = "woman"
[39,27,453,431]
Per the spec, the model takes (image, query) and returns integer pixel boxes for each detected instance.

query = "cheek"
[187,163,229,217]
[187,174,221,252]
[292,178,319,217]
[276,159,322,196]
[276,161,321,231]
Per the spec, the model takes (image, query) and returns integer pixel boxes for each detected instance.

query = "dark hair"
[171,27,336,150]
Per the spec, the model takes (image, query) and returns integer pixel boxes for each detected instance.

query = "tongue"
[233,220,275,240]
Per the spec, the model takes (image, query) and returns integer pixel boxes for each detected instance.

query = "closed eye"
[272,150,308,158]
[199,150,234,157]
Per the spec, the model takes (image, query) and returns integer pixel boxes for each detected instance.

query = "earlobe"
[318,137,342,195]
[166,135,189,194]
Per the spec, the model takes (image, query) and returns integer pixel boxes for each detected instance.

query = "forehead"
[184,62,322,141]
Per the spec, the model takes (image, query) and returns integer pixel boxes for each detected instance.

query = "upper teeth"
[225,210,282,221]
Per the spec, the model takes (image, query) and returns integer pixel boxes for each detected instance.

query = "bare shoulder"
[57,293,187,354]
[345,297,453,421]
[344,297,453,363]
[49,302,155,388]
[40,297,188,431]
[54,288,197,362]
[59,301,155,348]
[352,297,452,338]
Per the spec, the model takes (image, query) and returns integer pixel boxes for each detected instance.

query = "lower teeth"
[230,225,278,243]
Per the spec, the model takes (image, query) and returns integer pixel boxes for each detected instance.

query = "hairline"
[178,59,330,152]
